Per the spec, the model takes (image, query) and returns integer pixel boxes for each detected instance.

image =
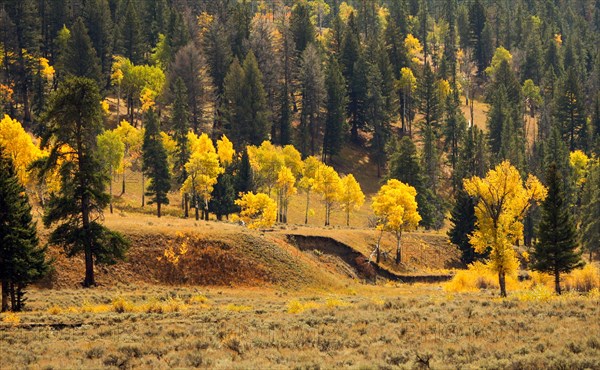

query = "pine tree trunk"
[554,269,562,295]
[499,271,507,297]
[121,172,126,195]
[9,282,16,311]
[1,280,9,312]
[157,201,161,218]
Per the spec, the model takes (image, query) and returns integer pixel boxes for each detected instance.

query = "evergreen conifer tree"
[63,18,102,85]
[323,56,347,163]
[40,77,128,287]
[142,108,171,218]
[532,163,583,294]
[0,146,48,312]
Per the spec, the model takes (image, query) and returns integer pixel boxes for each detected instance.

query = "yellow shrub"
[1,312,20,325]
[188,294,209,304]
[287,299,321,314]
[80,301,111,313]
[444,262,519,292]
[529,271,553,289]
[516,285,554,302]
[563,265,600,292]
[325,298,351,308]
[287,299,304,314]
[162,297,188,312]
[112,297,135,313]
[47,305,63,315]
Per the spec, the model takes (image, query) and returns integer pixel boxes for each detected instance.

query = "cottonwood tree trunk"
[304,191,310,224]
[184,193,189,218]
[109,166,113,214]
[499,271,506,297]
[395,232,402,264]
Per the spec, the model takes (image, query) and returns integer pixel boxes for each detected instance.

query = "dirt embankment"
[286,234,453,283]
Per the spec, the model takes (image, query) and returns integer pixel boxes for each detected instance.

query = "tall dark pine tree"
[290,1,315,55]
[120,0,145,64]
[579,162,600,260]
[366,62,389,178]
[62,18,102,85]
[0,147,48,312]
[223,52,270,147]
[532,163,583,294]
[209,170,237,221]
[168,43,214,134]
[142,108,171,218]
[448,188,488,264]
[170,78,190,217]
[323,56,347,164]
[554,68,588,152]
[299,44,325,157]
[468,0,488,75]
[83,0,113,87]
[40,77,129,287]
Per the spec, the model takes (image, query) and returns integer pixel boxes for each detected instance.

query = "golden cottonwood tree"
[247,141,285,196]
[340,174,365,226]
[275,166,296,223]
[183,133,223,220]
[0,114,42,186]
[97,129,125,214]
[314,163,342,226]
[464,161,547,297]
[298,156,321,224]
[235,192,277,229]
[216,135,235,166]
[372,179,421,264]
[113,120,143,195]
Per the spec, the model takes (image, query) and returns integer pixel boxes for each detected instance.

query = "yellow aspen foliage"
[397,67,417,92]
[282,145,304,177]
[339,174,365,227]
[235,192,277,229]
[183,133,224,216]
[485,46,512,76]
[247,141,285,195]
[338,2,356,23]
[216,134,235,166]
[298,156,322,224]
[436,79,451,101]
[111,66,124,86]
[114,120,143,173]
[101,100,110,114]
[372,179,421,264]
[39,57,55,79]
[404,34,423,64]
[187,131,215,155]
[140,87,156,112]
[160,131,177,170]
[554,33,562,45]
[314,163,342,226]
[0,114,43,185]
[275,166,297,223]
[464,161,547,297]
[197,11,214,37]
[569,150,589,188]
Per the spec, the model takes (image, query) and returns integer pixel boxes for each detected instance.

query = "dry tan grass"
[1,284,598,369]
